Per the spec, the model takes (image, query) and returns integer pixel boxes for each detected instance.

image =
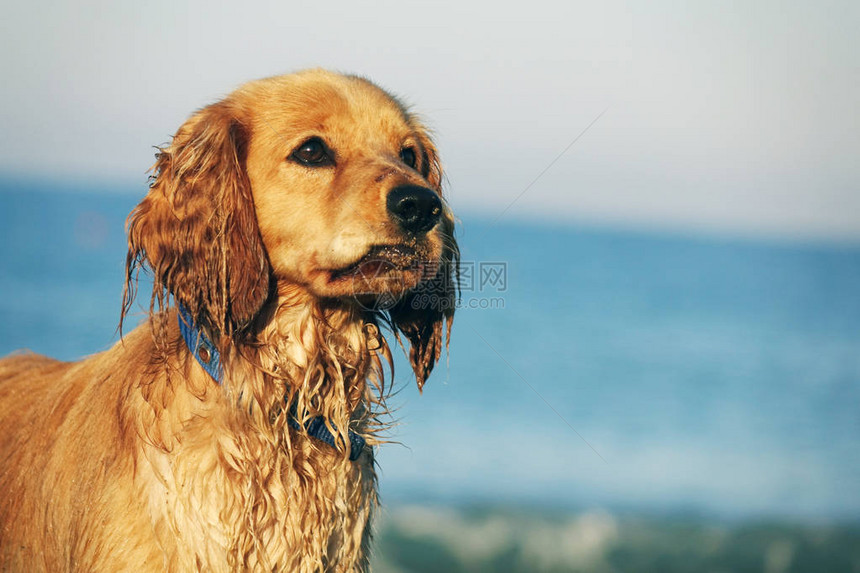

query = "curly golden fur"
[0,69,458,572]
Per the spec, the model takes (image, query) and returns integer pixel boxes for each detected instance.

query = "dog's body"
[0,70,457,572]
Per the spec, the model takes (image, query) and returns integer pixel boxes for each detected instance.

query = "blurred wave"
[372,504,860,573]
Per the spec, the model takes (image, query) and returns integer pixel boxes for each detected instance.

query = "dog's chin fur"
[0,69,458,572]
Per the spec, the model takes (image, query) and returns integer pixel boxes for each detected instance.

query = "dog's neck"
[136,283,389,451]
[179,301,371,460]
[220,284,388,449]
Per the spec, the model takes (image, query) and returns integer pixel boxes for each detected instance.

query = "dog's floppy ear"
[388,128,459,390]
[124,101,270,337]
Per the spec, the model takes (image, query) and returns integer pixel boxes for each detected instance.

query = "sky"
[1,0,858,242]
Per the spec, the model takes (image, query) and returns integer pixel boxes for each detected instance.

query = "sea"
[2,177,859,527]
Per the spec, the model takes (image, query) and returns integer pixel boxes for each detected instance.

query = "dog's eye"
[399,147,417,169]
[291,138,333,167]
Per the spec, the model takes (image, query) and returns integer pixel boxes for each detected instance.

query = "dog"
[0,69,458,572]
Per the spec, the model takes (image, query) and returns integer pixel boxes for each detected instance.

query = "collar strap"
[177,304,223,382]
[177,304,366,461]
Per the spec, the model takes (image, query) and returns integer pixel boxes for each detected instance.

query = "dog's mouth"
[329,245,419,281]
[325,244,438,301]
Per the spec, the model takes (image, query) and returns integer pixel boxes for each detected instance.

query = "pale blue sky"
[1,0,857,241]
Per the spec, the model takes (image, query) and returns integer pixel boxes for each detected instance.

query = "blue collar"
[177,305,366,461]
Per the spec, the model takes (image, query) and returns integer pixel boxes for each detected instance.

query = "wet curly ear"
[387,125,459,390]
[123,101,271,337]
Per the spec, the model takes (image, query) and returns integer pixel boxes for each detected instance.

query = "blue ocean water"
[2,179,859,521]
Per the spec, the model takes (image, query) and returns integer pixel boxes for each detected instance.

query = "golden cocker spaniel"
[0,69,458,572]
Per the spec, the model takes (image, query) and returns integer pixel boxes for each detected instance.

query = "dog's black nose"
[386,185,442,234]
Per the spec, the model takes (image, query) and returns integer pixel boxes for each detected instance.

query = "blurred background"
[1,1,858,571]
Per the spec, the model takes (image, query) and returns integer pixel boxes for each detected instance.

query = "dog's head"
[124,69,458,388]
